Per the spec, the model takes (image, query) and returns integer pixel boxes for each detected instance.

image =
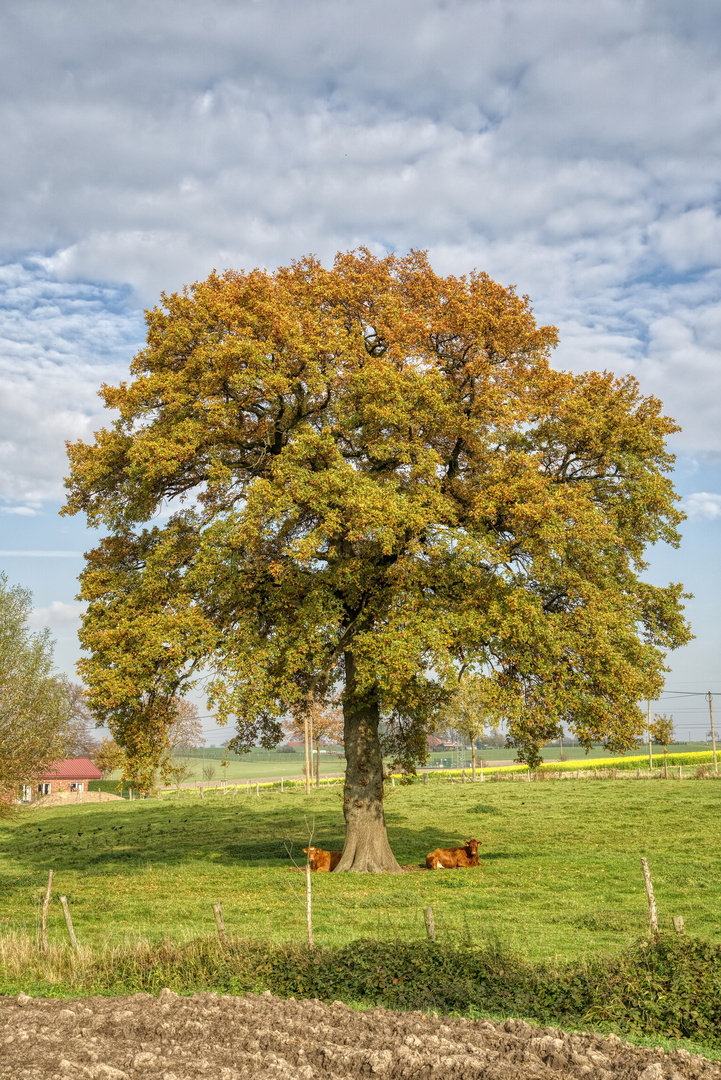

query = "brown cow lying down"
[426,838,480,869]
[303,846,342,871]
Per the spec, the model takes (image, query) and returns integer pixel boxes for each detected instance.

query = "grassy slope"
[1,776,719,961]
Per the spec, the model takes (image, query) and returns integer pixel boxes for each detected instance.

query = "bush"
[3,934,719,1048]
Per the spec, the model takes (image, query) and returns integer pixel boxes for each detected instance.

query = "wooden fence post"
[256,782,259,797]
[678,765,682,780]
[41,870,53,952]
[641,857,658,936]
[212,902,228,948]
[281,777,284,793]
[423,772,427,786]
[59,896,78,949]
[424,906,436,942]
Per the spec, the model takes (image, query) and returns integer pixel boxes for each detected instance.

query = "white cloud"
[0,0,718,514]
[682,492,721,521]
[0,262,143,503]
[649,209,721,273]
[28,600,87,628]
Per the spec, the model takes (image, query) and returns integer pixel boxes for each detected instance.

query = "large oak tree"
[63,249,691,871]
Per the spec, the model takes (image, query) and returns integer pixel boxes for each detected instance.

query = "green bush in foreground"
[3,933,719,1049]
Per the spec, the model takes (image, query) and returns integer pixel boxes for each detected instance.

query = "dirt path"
[2,990,719,1079]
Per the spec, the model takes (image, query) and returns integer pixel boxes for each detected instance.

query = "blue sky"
[1,0,719,743]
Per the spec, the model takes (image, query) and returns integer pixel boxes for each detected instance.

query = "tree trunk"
[315,736,320,787]
[335,651,402,873]
[471,740,476,782]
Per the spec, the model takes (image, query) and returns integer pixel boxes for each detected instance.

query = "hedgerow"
[3,934,719,1048]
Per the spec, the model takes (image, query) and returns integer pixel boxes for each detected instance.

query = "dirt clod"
[1,991,719,1079]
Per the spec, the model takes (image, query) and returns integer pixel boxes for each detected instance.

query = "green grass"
[2,774,720,962]
[164,750,347,782]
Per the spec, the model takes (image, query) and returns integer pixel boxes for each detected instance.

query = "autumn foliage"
[63,249,691,868]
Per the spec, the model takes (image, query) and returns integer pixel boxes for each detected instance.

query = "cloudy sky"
[1,0,719,742]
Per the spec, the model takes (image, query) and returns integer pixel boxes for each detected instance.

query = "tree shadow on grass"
[4,809,532,876]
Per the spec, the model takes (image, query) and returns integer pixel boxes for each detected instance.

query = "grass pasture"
[2,773,720,964]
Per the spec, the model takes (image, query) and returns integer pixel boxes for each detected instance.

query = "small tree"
[167,759,194,792]
[649,714,675,778]
[287,700,344,787]
[0,575,70,812]
[441,675,500,781]
[202,762,216,782]
[93,736,127,777]
[61,682,100,757]
[167,698,205,752]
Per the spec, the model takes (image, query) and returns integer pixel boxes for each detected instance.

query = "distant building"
[427,735,457,751]
[28,757,104,800]
[277,741,303,753]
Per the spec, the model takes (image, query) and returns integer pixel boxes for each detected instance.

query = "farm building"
[427,735,458,752]
[23,757,103,801]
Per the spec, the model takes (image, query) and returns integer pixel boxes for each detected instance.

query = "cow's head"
[464,839,480,854]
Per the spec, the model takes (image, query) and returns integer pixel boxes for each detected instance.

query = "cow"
[303,846,343,871]
[425,838,480,869]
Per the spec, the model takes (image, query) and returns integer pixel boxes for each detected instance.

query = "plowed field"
[2,990,719,1079]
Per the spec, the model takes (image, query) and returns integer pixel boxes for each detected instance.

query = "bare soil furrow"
[2,990,719,1079]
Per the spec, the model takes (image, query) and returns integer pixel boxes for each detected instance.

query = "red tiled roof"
[37,757,103,781]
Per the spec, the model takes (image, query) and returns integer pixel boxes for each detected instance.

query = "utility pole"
[709,692,718,775]
[303,709,311,795]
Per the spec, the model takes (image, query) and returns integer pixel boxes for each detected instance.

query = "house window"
[21,785,32,802]
[70,782,85,792]
[37,783,51,795]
